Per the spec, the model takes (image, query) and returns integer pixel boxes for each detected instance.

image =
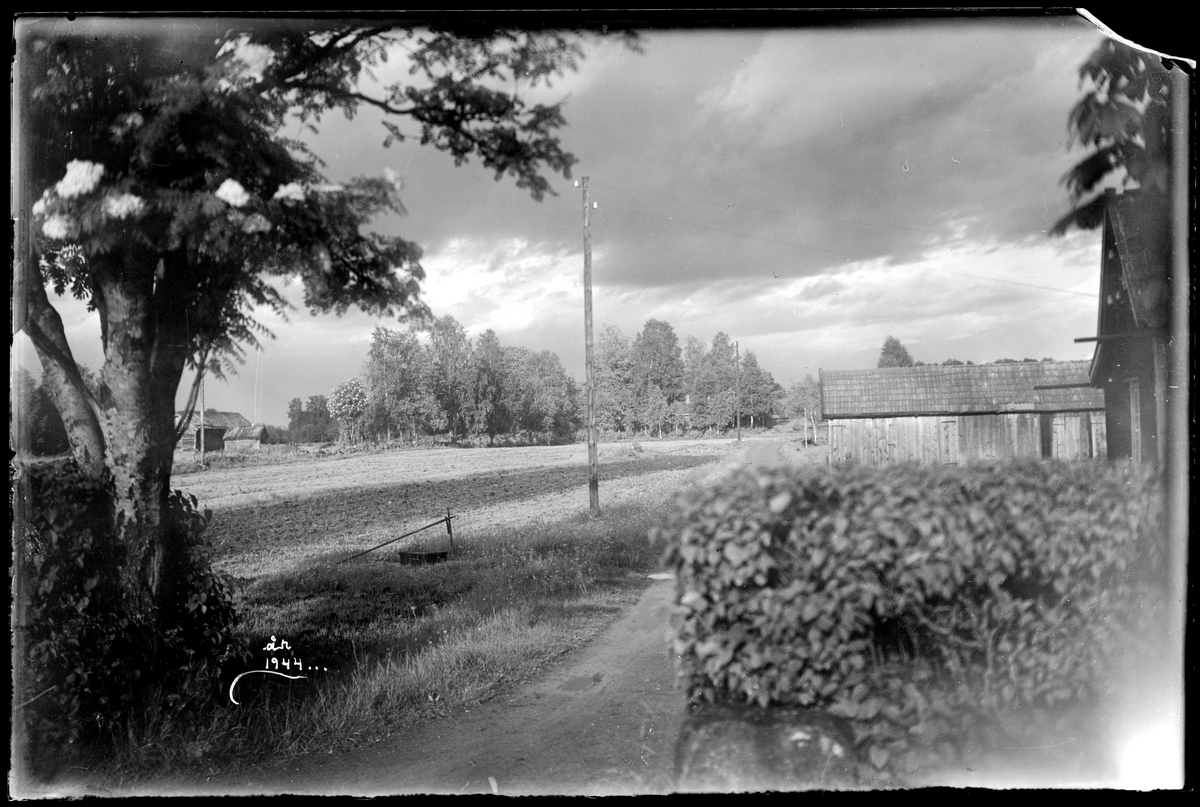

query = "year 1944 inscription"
[228,635,330,705]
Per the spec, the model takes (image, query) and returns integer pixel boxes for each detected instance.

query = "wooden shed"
[175,409,252,453]
[820,361,1106,466]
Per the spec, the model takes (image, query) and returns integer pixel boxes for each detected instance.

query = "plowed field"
[175,440,742,581]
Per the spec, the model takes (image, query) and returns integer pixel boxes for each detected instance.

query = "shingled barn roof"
[820,361,1103,419]
[224,425,269,442]
[175,409,253,432]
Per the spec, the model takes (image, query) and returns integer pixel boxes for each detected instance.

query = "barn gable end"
[175,409,255,453]
[1086,193,1169,465]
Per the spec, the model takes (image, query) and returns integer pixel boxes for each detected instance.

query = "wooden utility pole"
[199,372,206,462]
[735,340,742,442]
[580,177,600,515]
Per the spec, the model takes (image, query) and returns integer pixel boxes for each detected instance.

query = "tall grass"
[97,501,666,783]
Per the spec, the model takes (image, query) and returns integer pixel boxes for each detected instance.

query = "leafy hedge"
[654,460,1166,781]
[20,460,249,770]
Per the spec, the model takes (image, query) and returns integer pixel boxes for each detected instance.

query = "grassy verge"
[89,500,668,785]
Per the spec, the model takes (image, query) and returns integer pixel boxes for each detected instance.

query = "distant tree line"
[594,320,784,436]
[14,330,1065,456]
[877,336,1056,368]
[292,316,788,447]
[281,396,339,444]
[317,316,585,446]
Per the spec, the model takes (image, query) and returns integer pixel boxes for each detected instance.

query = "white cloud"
[421,237,586,336]
[570,229,1101,380]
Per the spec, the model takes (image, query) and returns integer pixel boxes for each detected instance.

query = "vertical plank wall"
[830,412,1104,465]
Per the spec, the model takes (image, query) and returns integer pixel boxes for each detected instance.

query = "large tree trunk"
[26,243,194,626]
[92,245,192,619]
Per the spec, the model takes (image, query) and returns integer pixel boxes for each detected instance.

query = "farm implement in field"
[336,508,456,565]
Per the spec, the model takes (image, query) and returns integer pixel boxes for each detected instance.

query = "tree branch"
[21,265,106,469]
[252,25,395,92]
[172,349,209,446]
[23,272,102,420]
[280,81,419,117]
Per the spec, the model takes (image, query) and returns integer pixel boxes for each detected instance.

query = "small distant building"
[174,410,252,453]
[223,424,270,450]
[820,361,1106,466]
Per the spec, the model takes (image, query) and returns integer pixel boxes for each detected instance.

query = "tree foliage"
[737,350,783,426]
[364,326,437,441]
[357,318,580,445]
[877,336,915,368]
[285,395,339,443]
[329,377,369,444]
[507,348,582,440]
[469,329,510,444]
[352,313,790,443]
[681,334,708,399]
[624,319,687,436]
[782,374,822,443]
[632,319,685,404]
[427,316,474,440]
[1051,36,1179,341]
[1051,38,1174,235]
[595,326,637,433]
[784,375,822,420]
[586,323,786,436]
[689,332,739,430]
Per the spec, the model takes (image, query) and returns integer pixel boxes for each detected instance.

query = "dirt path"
[182,575,686,796]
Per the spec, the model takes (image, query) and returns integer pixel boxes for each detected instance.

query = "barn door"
[828,423,845,464]
[1091,411,1107,459]
[940,419,959,465]
[1052,414,1066,459]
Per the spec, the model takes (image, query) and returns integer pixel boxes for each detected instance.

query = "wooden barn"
[820,361,1106,466]
[1083,192,1170,465]
[174,409,252,453]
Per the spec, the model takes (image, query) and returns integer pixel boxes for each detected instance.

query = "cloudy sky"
[21,12,1148,427]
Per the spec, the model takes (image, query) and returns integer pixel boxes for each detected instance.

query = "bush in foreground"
[655,460,1166,782]
[19,461,250,777]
